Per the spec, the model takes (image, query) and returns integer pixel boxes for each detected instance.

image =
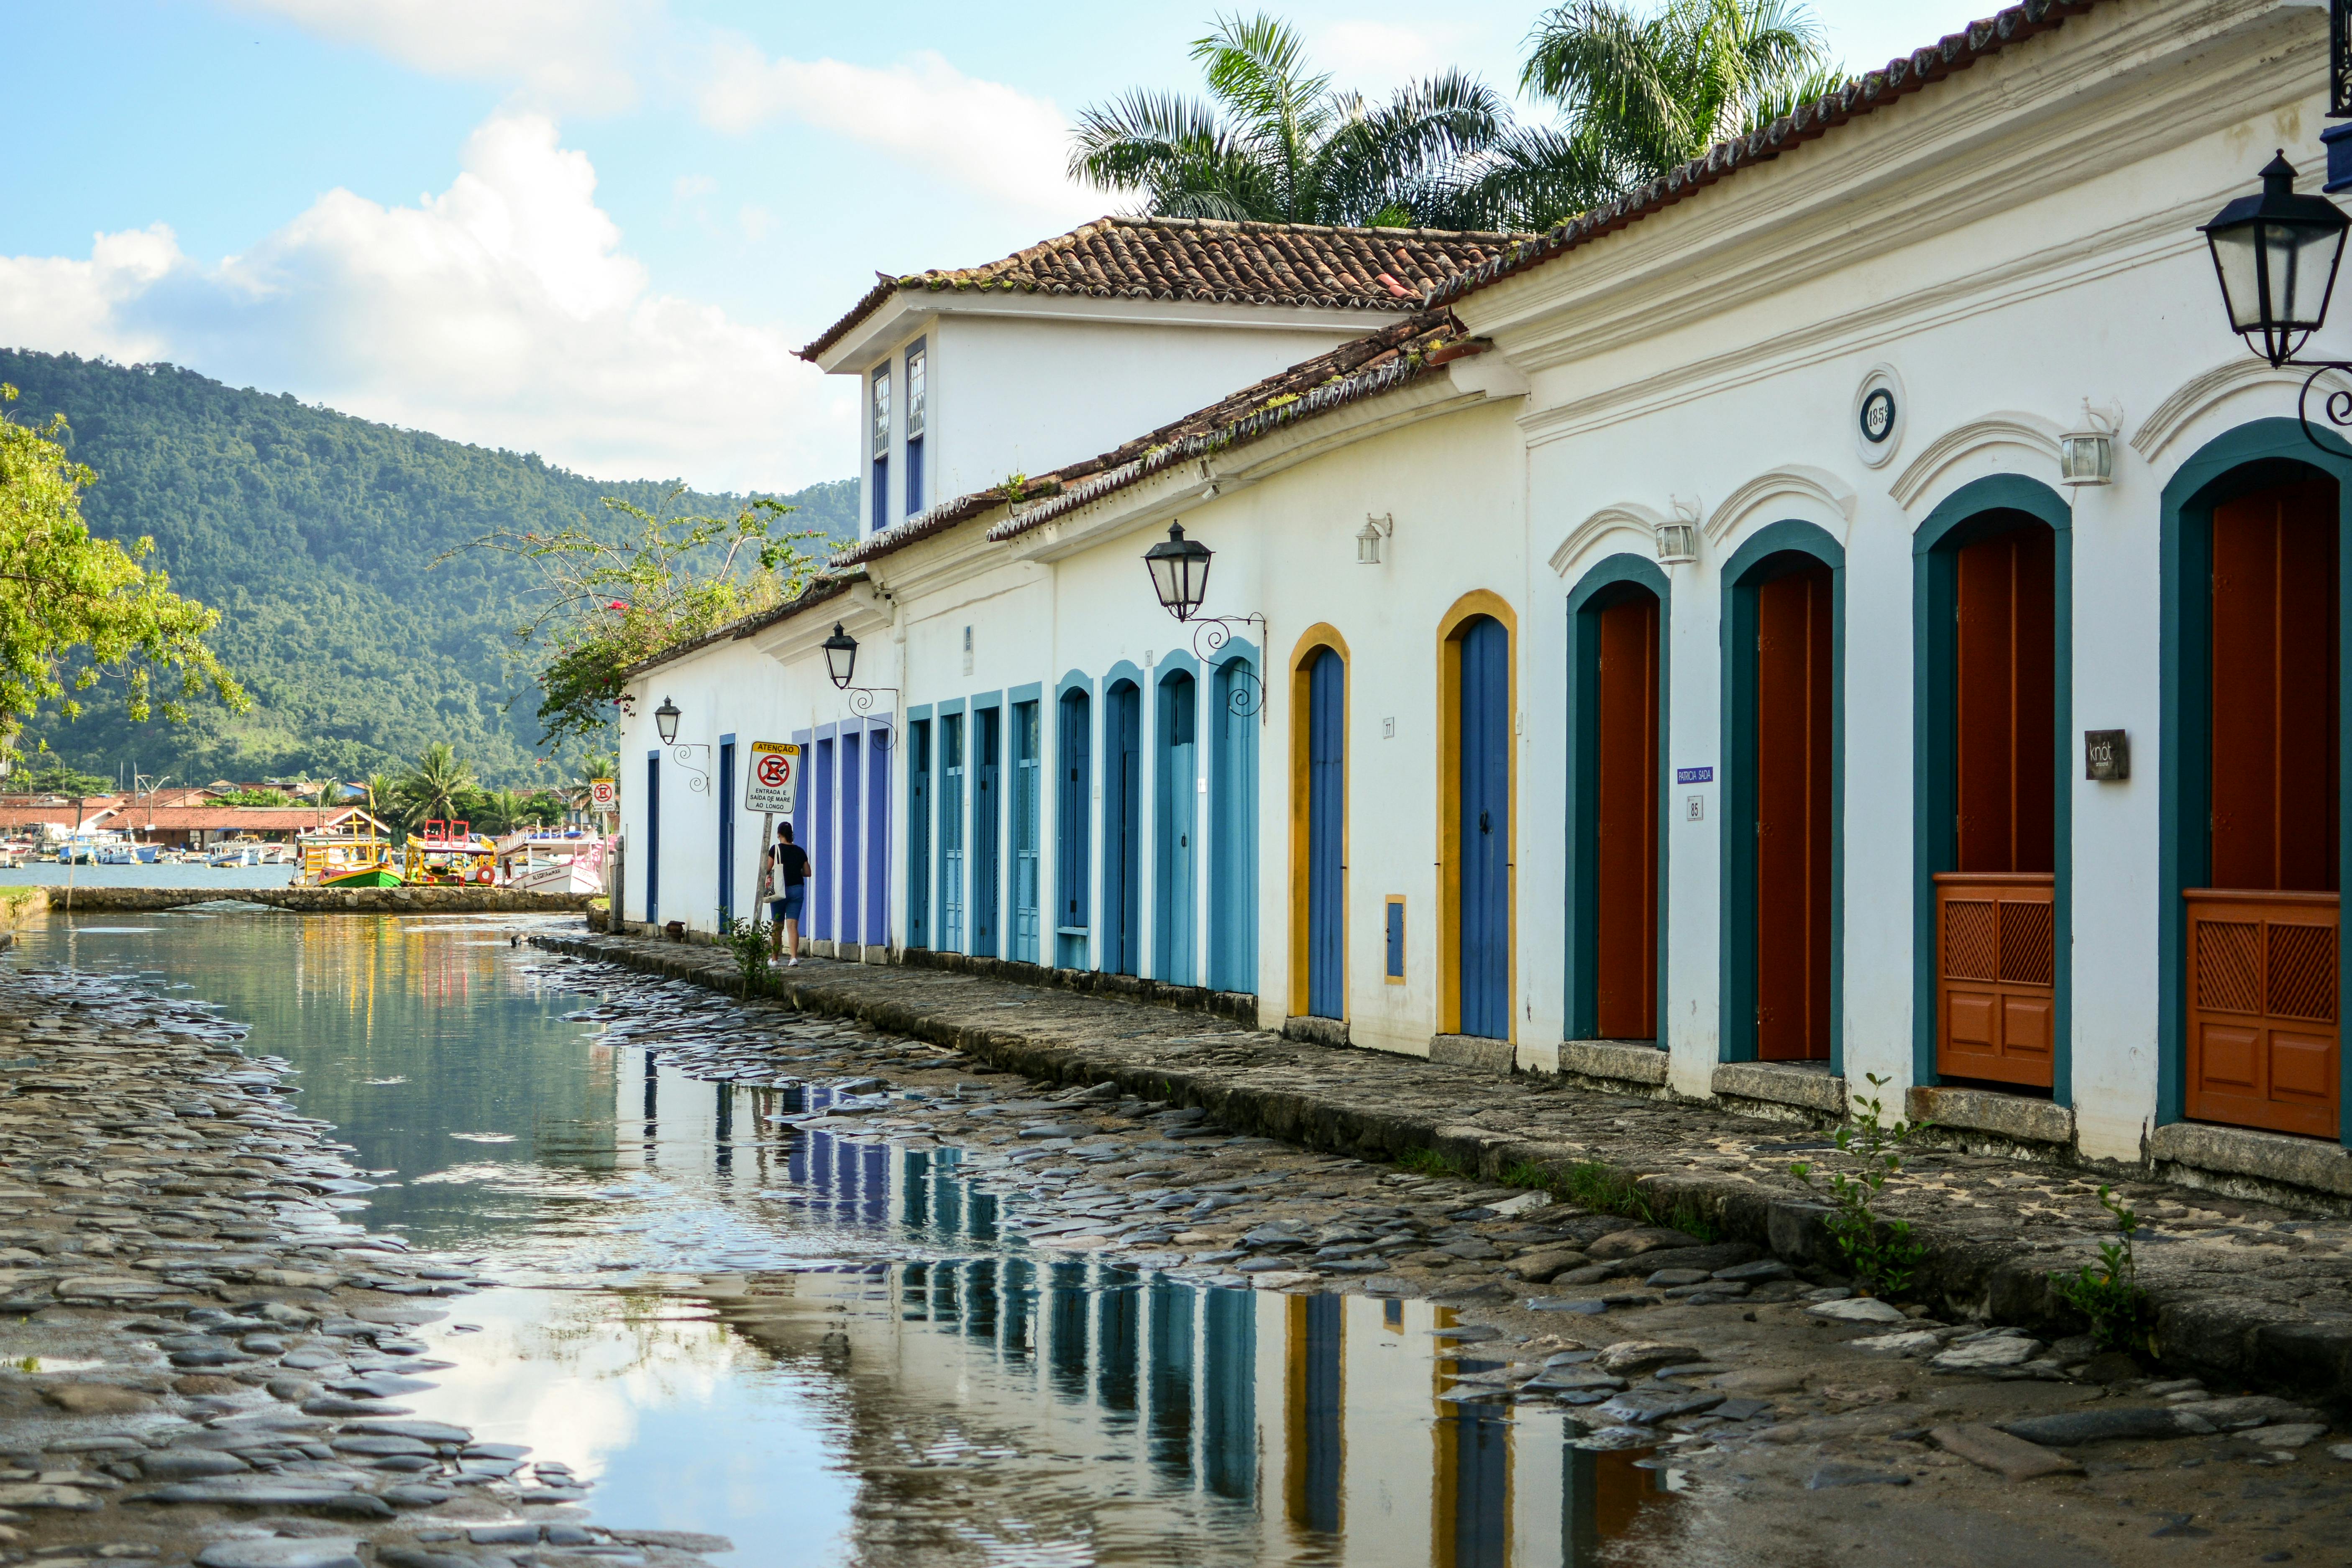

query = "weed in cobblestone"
[2051,1184,2149,1351]
[1789,1073,1928,1296]
[1500,1158,1720,1241]
[1398,1146,1471,1179]
[718,916,774,997]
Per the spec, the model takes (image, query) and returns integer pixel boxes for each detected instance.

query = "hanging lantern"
[822,623,859,689]
[653,697,681,745]
[2201,151,2352,367]
[1143,520,1213,621]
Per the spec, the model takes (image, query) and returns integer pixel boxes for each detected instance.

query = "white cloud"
[220,0,656,112]
[697,37,1099,222]
[0,115,847,493]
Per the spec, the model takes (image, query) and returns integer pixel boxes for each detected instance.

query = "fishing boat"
[406,820,497,885]
[207,839,261,867]
[302,793,400,887]
[496,829,609,895]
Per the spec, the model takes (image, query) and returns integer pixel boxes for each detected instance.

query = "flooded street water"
[11,911,1678,1566]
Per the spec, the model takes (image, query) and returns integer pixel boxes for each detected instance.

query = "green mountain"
[0,349,853,788]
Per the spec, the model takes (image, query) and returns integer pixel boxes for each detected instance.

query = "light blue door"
[906,721,931,949]
[1209,659,1257,994]
[940,713,965,952]
[1106,683,1141,975]
[1013,702,1041,963]
[1155,670,1198,985]
[1056,691,1091,968]
[973,707,1000,957]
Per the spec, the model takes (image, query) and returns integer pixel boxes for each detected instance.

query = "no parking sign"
[743,741,801,814]
[589,778,617,810]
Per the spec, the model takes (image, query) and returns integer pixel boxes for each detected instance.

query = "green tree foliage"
[470,494,828,748]
[0,351,855,786]
[1070,12,1511,228]
[0,383,246,759]
[10,755,116,796]
[1472,0,1843,229]
[396,742,476,826]
[208,786,292,806]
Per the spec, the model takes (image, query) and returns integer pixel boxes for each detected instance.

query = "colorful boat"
[406,820,497,885]
[303,793,401,887]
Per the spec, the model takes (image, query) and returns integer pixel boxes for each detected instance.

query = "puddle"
[16,914,1684,1565]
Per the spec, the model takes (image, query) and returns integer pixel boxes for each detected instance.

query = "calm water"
[0,864,295,888]
[11,912,1677,1566]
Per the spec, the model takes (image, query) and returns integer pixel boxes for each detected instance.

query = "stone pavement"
[539,930,2352,1407]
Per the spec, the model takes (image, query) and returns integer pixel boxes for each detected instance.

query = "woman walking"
[762,821,810,965]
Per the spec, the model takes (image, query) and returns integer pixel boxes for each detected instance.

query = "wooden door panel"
[2185,890,2339,1138]
[1935,873,2054,1087]
[1755,567,1832,1062]
[1594,594,1659,1039]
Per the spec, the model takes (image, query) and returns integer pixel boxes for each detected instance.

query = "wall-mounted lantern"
[2059,403,2116,487]
[1357,513,1394,565]
[2200,151,2352,451]
[654,697,681,745]
[1143,521,1213,621]
[822,623,859,689]
[1655,497,1699,565]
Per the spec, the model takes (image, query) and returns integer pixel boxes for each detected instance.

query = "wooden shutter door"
[2191,481,2340,1138]
[1594,594,1659,1039]
[1938,525,2057,1087]
[1754,566,1833,1061]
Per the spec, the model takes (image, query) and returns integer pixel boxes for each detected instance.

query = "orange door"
[1594,594,1659,1039]
[1754,565,1833,1062]
[2191,481,2340,1138]
[1939,525,2057,1087]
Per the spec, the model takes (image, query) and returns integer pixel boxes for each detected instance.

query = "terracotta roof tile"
[800,216,1526,361]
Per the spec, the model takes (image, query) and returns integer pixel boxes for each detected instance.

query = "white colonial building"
[618,0,2352,1204]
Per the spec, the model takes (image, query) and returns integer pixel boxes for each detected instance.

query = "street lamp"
[1143,521,1213,622]
[822,623,859,689]
[2201,151,2352,450]
[653,696,681,745]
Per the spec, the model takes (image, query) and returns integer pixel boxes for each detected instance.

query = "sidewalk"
[537,929,2352,1404]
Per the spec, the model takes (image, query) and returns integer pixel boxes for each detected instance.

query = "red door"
[1754,565,1833,1062]
[1939,525,2057,1087]
[1594,594,1659,1039]
[2190,481,2340,1138]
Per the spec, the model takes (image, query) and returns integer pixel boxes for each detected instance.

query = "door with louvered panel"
[2189,481,2339,1138]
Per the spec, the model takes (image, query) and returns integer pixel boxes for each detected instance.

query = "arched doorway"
[2170,458,2342,1139]
[1155,666,1199,986]
[1441,597,1515,1042]
[1104,679,1143,976]
[1916,481,2069,1093]
[1289,630,1348,1022]
[1722,525,1842,1064]
[1566,558,1668,1042]
[1054,684,1090,969]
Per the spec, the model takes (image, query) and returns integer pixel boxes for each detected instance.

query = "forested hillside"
[0,350,852,786]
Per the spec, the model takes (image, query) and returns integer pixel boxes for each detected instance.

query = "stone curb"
[533,931,2352,1408]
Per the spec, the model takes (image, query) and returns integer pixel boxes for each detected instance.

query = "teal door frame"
[1719,519,1845,1068]
[1911,474,2074,1102]
[2158,417,2352,1145]
[1563,553,1671,1044]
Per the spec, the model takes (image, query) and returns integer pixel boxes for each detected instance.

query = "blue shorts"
[770,887,805,921]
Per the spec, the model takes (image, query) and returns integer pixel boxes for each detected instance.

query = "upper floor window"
[869,364,891,533]
[904,340,927,517]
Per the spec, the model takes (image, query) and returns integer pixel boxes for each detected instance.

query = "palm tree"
[1070,13,1512,229]
[474,789,527,836]
[397,744,476,827]
[1467,0,1843,231]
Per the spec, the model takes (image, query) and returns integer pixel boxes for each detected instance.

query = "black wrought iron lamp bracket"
[841,686,899,747]
[1184,614,1270,722]
[668,744,712,796]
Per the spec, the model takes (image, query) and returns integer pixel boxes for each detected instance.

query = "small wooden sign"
[2084,729,2129,781]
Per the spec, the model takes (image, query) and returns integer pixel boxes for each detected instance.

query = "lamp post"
[820,623,897,739]
[2200,150,2352,449]
[1139,520,1266,719]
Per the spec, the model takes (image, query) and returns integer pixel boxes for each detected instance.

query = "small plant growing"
[1789,1073,1929,1295]
[2050,1184,2147,1351]
[718,915,774,997]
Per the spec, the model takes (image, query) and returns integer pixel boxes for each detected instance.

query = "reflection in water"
[14,913,1680,1566]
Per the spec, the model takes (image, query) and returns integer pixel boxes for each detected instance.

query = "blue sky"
[2,0,1993,491]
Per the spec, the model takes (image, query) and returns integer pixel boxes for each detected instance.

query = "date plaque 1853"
[2085,729,2129,781]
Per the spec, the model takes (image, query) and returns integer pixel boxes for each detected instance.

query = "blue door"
[941,714,966,951]
[1013,702,1041,963]
[644,752,661,927]
[973,707,1001,957]
[1459,615,1511,1038]
[839,732,862,945]
[907,721,931,949]
[1057,691,1091,968]
[1210,659,1257,994]
[717,740,735,926]
[813,736,834,940]
[864,726,891,946]
[1308,649,1344,1018]
[1155,670,1198,985]
[1105,682,1142,975]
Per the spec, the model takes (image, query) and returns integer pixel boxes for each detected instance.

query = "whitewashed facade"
[619,0,2352,1198]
